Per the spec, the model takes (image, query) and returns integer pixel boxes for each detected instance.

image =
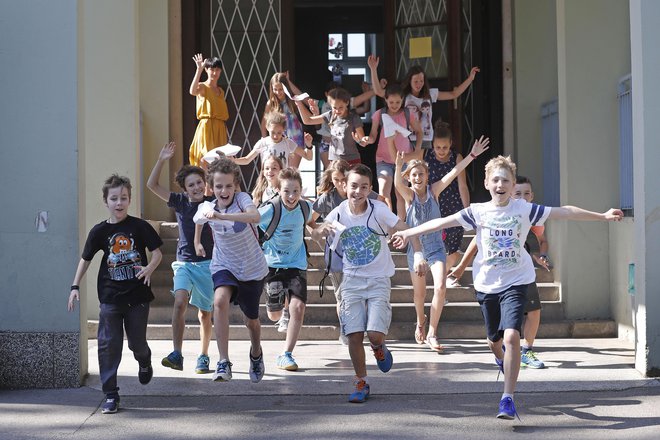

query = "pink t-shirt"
[373,109,416,164]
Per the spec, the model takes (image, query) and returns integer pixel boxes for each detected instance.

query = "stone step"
[87,318,617,340]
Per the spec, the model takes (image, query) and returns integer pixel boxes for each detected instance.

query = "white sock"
[356,375,369,384]
[502,393,513,401]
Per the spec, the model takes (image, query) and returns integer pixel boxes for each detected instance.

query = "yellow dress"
[189,83,229,166]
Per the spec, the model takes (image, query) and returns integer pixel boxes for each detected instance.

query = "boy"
[194,157,269,383]
[449,175,551,369]
[258,168,314,371]
[67,175,163,414]
[312,165,427,403]
[392,155,622,419]
[146,142,215,374]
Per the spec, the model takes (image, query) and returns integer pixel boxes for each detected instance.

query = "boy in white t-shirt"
[392,155,623,420]
[312,164,427,403]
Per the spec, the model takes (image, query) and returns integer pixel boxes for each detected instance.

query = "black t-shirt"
[167,192,214,262]
[82,215,163,305]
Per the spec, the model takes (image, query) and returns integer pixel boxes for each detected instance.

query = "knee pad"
[266,281,285,312]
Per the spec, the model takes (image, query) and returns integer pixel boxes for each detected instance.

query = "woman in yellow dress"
[189,53,229,167]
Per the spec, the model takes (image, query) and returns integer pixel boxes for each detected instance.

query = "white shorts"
[339,275,391,336]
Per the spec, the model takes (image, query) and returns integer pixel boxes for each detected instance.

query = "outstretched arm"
[189,53,206,96]
[147,142,176,202]
[391,219,428,276]
[431,135,490,198]
[548,206,624,222]
[231,148,259,166]
[295,99,325,125]
[206,204,261,224]
[391,213,463,249]
[437,67,479,101]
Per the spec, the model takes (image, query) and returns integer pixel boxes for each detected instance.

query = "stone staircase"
[89,221,616,340]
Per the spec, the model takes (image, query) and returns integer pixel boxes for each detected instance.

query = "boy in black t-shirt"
[68,175,163,415]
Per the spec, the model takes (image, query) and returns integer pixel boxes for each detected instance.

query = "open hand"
[134,266,154,286]
[367,54,379,70]
[470,135,490,157]
[193,53,205,70]
[159,142,176,161]
[67,289,79,312]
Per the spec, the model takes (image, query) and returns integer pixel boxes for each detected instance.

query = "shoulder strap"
[403,107,411,129]
[299,200,311,227]
[262,195,282,242]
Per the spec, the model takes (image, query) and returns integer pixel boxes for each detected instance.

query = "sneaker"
[161,351,183,371]
[277,309,290,333]
[348,379,370,403]
[249,351,265,383]
[195,354,211,374]
[372,344,393,373]
[496,397,520,420]
[212,359,233,381]
[138,363,153,385]
[101,395,119,414]
[521,350,545,369]
[276,351,299,371]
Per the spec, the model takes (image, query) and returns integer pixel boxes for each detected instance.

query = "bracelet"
[470,152,477,159]
[539,254,548,259]
[71,285,79,291]
[305,145,314,150]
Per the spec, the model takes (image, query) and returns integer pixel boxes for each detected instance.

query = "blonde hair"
[484,155,517,181]
[401,159,429,181]
[317,159,351,194]
[265,111,287,130]
[265,72,297,116]
[252,155,285,204]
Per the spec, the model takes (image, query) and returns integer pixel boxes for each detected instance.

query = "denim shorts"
[319,140,330,154]
[171,260,214,312]
[339,275,392,336]
[376,161,395,178]
[212,269,264,320]
[475,284,530,342]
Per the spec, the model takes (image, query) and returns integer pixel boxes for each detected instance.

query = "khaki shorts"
[339,275,391,336]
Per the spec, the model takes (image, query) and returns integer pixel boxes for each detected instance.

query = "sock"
[356,375,368,384]
[522,345,532,354]
[371,343,383,351]
[502,393,513,401]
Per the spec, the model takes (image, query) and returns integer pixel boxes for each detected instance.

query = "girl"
[394,135,489,351]
[234,112,313,169]
[368,54,479,149]
[251,155,285,206]
[262,72,305,169]
[359,81,423,219]
[426,121,471,286]
[189,54,230,167]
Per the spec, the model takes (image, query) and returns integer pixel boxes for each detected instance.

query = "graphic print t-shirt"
[322,110,363,161]
[456,198,551,294]
[253,136,298,168]
[404,89,439,143]
[325,199,399,278]
[82,215,163,304]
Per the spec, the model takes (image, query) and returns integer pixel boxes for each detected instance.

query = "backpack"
[258,194,311,246]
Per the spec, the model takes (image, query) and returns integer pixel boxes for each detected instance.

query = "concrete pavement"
[1,338,659,439]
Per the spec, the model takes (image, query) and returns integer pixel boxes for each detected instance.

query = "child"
[189,53,229,167]
[258,168,314,371]
[262,72,306,169]
[146,142,214,374]
[425,121,470,286]
[296,87,366,165]
[252,155,285,206]
[67,175,163,414]
[234,112,313,169]
[310,160,381,344]
[450,175,551,368]
[193,157,269,383]
[311,165,427,403]
[370,54,479,150]
[392,155,623,419]
[360,81,423,219]
[393,134,489,351]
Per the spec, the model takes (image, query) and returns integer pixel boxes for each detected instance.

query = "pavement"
[2,337,660,440]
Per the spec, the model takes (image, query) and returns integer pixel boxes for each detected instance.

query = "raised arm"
[548,206,624,221]
[393,151,414,204]
[147,142,176,202]
[68,258,91,311]
[295,99,325,125]
[431,135,490,198]
[295,133,314,161]
[437,67,479,101]
[282,71,303,96]
[368,55,385,98]
[189,53,206,96]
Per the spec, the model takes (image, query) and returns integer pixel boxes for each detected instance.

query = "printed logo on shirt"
[483,215,523,268]
[340,226,381,266]
[106,233,142,281]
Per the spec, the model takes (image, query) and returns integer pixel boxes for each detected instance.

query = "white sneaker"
[277,309,289,333]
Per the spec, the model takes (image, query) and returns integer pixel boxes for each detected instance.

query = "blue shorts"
[475,284,530,342]
[376,161,395,178]
[319,140,330,154]
[524,282,542,313]
[171,260,214,312]
[211,270,264,320]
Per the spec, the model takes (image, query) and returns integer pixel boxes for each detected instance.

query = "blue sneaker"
[372,344,393,373]
[521,350,545,369]
[250,351,265,383]
[496,397,520,420]
[212,359,233,382]
[161,351,183,371]
[101,395,120,414]
[195,354,210,374]
[348,379,370,403]
[276,351,299,371]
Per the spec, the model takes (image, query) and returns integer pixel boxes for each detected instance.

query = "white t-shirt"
[405,88,439,143]
[253,136,298,168]
[455,198,551,294]
[325,199,400,278]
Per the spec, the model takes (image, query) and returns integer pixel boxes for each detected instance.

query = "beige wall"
[609,220,635,341]
[512,0,558,202]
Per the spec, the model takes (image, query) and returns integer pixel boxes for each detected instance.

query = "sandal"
[426,336,444,352]
[414,315,427,344]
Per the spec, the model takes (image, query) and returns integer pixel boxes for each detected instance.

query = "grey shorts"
[339,275,392,336]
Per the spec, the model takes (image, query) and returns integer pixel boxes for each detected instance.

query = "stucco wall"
[609,220,635,341]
